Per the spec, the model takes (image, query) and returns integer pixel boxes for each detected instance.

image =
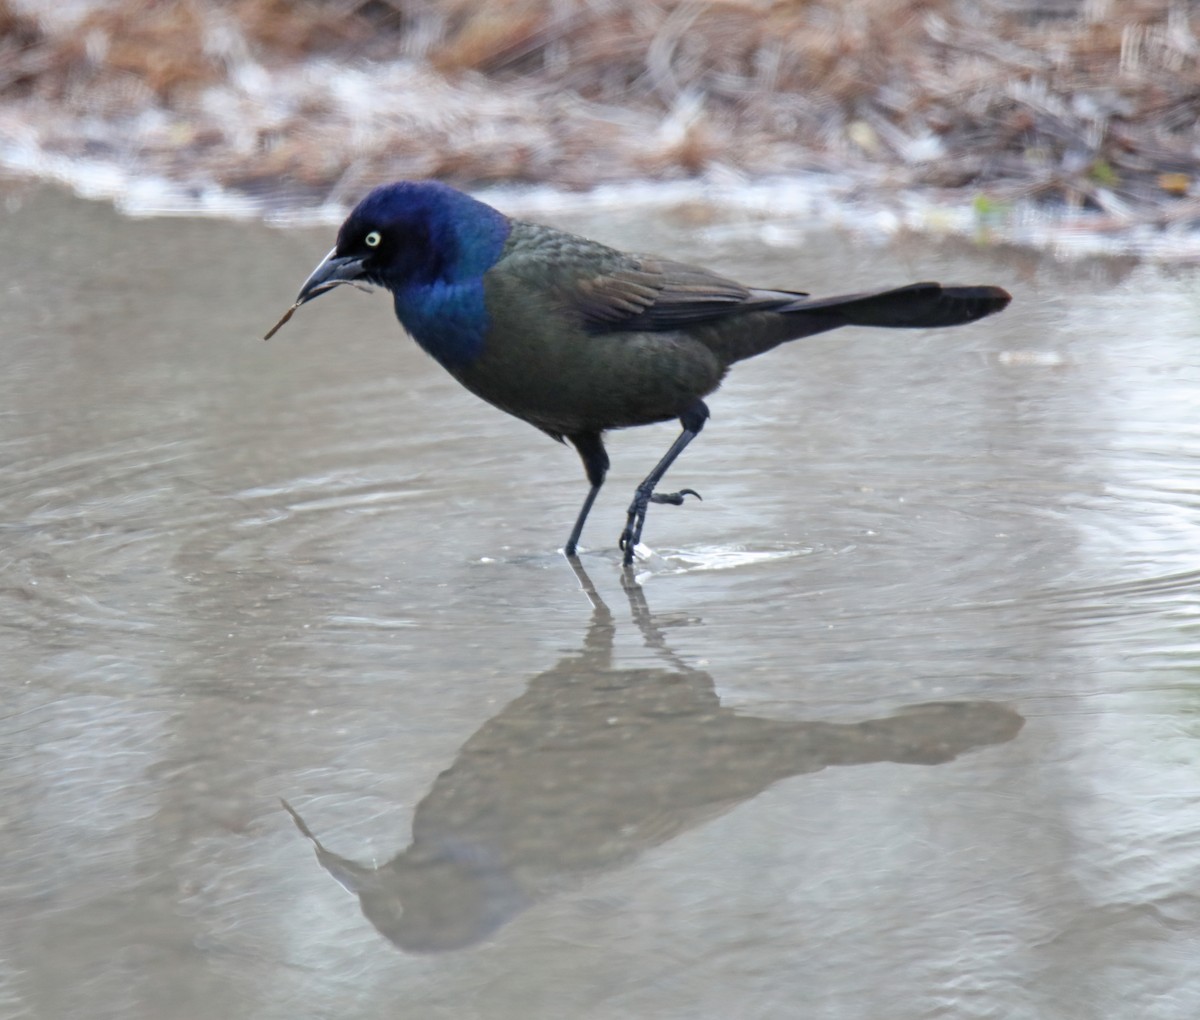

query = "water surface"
[2,183,1199,1018]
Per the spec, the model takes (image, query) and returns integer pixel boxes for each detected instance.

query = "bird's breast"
[393,282,490,370]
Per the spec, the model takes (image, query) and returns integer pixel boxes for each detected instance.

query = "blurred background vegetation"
[1,0,1197,220]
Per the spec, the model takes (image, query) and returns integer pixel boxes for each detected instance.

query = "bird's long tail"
[710,282,1011,366]
[781,282,1011,331]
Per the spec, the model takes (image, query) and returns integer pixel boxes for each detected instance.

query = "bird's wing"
[570,256,806,332]
[494,223,805,333]
[496,223,806,331]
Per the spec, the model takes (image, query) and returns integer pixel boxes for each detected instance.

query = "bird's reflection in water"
[284,562,1023,952]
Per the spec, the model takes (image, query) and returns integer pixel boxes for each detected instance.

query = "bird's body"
[456,224,731,438]
[272,181,1011,563]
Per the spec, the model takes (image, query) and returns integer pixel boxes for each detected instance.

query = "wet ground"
[2,181,1199,1019]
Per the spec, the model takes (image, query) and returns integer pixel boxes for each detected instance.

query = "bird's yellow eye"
[365,230,382,248]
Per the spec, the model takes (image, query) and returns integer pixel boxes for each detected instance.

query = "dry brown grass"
[1,0,1197,220]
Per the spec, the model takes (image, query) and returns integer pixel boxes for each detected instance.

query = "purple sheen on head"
[337,182,512,368]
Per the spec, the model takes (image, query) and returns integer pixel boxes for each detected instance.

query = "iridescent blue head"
[288,181,512,368]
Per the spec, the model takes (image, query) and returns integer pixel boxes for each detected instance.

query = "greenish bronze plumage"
[275,180,1012,564]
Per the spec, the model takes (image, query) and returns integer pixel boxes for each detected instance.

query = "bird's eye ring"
[365,230,382,248]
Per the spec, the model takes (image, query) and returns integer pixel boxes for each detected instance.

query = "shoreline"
[2,1,1198,259]
[5,151,1197,263]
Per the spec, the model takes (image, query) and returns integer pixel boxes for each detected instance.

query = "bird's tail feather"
[780,282,1011,329]
[707,282,1010,366]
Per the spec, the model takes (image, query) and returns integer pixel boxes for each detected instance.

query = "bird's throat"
[393,281,489,370]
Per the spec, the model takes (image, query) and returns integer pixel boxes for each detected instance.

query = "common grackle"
[268,181,1010,564]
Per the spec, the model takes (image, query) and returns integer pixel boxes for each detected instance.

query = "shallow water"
[2,181,1199,1019]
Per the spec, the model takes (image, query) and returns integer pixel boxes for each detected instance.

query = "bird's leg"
[619,400,709,565]
[564,432,609,557]
[618,434,701,561]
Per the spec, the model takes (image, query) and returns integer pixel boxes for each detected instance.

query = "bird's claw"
[619,487,700,564]
[649,488,702,506]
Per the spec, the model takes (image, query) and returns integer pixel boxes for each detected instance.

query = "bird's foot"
[619,488,702,565]
[649,488,701,507]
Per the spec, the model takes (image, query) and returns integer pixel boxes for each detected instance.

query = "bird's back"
[450,218,1008,437]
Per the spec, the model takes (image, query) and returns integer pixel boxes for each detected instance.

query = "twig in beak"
[262,280,374,340]
[263,303,298,340]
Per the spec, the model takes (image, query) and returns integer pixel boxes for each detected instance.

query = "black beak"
[263,247,372,340]
[295,247,368,306]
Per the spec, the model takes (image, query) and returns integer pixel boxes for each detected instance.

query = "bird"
[267,180,1010,565]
